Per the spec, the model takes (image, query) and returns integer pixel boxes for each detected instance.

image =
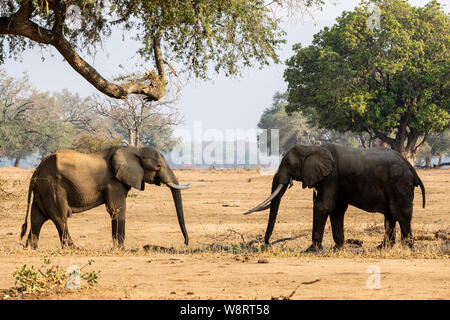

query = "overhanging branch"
[373,131,395,147]
[0,3,167,101]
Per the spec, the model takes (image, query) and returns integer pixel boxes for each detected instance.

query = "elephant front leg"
[110,208,126,248]
[305,208,327,252]
[305,191,335,253]
[330,201,348,251]
[104,185,128,248]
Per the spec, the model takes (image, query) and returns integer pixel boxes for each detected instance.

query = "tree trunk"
[374,129,423,165]
[377,139,386,147]
[405,153,415,166]
[14,158,20,167]
[359,134,367,148]
[438,154,443,166]
[129,130,136,147]
[135,128,141,147]
[425,153,432,169]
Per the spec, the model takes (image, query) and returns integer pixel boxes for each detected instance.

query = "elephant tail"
[416,175,426,209]
[20,176,35,240]
[409,163,426,208]
[400,155,426,208]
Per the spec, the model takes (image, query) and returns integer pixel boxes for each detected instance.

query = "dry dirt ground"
[0,167,448,300]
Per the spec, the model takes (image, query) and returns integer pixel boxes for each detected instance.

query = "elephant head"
[111,146,190,245]
[244,145,334,244]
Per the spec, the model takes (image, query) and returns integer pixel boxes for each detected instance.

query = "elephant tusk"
[243,184,284,215]
[166,182,191,190]
[251,203,271,212]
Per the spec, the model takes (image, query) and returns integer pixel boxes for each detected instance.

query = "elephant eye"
[156,164,161,170]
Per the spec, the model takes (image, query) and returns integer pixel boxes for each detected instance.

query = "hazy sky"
[2,0,443,133]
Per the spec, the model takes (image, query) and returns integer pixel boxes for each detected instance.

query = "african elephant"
[20,146,190,249]
[244,143,425,252]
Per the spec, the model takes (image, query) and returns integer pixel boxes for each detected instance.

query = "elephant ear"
[300,147,334,188]
[111,148,144,190]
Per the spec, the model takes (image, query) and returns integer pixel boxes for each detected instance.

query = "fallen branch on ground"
[271,279,320,300]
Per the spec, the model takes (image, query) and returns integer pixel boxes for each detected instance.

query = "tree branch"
[374,131,395,147]
[153,27,166,85]
[13,0,36,22]
[0,12,166,101]
[51,0,67,34]
[412,133,428,154]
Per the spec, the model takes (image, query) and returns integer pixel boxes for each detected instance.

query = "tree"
[93,93,181,150]
[0,0,322,101]
[0,71,81,165]
[284,0,449,161]
[258,91,360,155]
[0,70,36,166]
[0,70,116,165]
[416,130,450,168]
[427,130,450,166]
[22,90,79,157]
[72,132,121,153]
[0,71,77,166]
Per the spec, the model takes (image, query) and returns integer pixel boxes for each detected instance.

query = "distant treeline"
[0,70,181,167]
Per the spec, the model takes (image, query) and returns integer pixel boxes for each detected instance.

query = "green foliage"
[258,92,360,154]
[73,133,122,153]
[0,1,322,80]
[0,70,181,161]
[427,130,450,158]
[0,71,96,163]
[0,71,77,163]
[284,0,449,156]
[12,255,100,295]
[416,130,450,167]
[139,124,179,152]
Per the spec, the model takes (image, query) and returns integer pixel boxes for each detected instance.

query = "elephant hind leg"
[52,215,75,248]
[45,191,75,249]
[25,203,48,249]
[398,214,414,249]
[330,201,348,250]
[377,214,397,249]
[390,200,414,249]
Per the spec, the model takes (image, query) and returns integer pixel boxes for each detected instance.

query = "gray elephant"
[245,143,425,252]
[20,146,190,249]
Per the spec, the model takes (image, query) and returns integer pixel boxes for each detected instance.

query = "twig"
[227,229,246,243]
[286,284,301,299]
[301,279,320,285]
[269,234,305,246]
[272,279,320,300]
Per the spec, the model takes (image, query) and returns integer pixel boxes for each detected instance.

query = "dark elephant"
[20,146,190,249]
[244,143,425,252]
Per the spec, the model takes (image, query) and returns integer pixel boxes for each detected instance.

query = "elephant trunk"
[164,166,189,245]
[170,187,189,246]
[264,174,288,245]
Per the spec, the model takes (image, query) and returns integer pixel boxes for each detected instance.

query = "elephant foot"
[332,244,344,252]
[62,243,78,250]
[25,241,38,250]
[400,239,415,250]
[376,241,394,250]
[304,243,323,253]
[112,242,126,250]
